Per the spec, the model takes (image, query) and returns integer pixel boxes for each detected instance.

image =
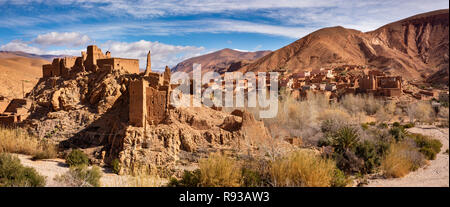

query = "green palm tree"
[332,126,360,153]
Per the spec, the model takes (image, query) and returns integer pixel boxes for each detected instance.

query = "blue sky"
[0,0,448,71]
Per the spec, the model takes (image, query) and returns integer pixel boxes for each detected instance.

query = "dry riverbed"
[16,154,166,187]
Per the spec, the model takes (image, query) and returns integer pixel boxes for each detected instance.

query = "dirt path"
[16,154,166,187]
[366,126,449,187]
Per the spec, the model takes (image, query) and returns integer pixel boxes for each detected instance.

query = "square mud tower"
[129,77,170,127]
[42,64,53,78]
[51,58,62,77]
[61,57,77,77]
[129,79,147,127]
[86,45,109,72]
[146,86,168,125]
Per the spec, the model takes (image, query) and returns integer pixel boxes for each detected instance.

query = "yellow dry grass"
[198,153,242,187]
[0,127,57,159]
[270,150,336,187]
[105,174,164,187]
[381,142,415,178]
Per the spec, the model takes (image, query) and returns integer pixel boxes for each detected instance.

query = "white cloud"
[45,49,83,56]
[0,40,43,54]
[233,49,249,52]
[101,40,205,71]
[209,20,314,39]
[32,32,91,47]
[56,19,316,39]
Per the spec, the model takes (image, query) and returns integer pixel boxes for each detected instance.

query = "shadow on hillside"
[58,92,130,163]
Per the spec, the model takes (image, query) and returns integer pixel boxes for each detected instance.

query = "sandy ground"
[366,126,449,187]
[16,154,166,187]
[17,154,68,187]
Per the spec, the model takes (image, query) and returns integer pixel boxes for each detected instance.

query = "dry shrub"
[340,94,365,115]
[0,127,57,160]
[198,153,242,187]
[0,153,46,187]
[269,150,336,187]
[0,127,39,154]
[318,108,352,125]
[107,165,164,187]
[407,101,435,123]
[364,95,384,115]
[108,174,163,187]
[409,133,442,160]
[438,107,449,127]
[126,174,163,187]
[381,142,424,178]
[375,108,391,124]
[54,165,102,187]
[385,101,397,115]
[263,91,333,143]
[279,91,328,130]
[340,94,384,116]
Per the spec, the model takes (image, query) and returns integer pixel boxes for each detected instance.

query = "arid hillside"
[0,51,50,98]
[172,48,271,74]
[240,9,449,83]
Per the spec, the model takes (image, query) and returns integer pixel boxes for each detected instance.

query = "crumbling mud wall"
[115,107,273,175]
[97,58,139,74]
[0,98,31,126]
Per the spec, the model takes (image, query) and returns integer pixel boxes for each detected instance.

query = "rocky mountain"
[240,9,449,83]
[172,48,271,74]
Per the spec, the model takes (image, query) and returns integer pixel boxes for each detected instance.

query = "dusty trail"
[366,126,449,187]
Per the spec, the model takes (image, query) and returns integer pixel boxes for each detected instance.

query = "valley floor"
[15,125,449,187]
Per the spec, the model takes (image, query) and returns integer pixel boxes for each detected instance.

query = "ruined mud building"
[0,96,32,126]
[129,51,172,127]
[1,45,172,128]
[42,46,172,128]
[42,45,139,78]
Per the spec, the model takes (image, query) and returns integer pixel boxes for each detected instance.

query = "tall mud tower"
[145,50,151,76]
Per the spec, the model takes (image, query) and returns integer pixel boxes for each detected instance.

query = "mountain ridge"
[172,48,271,74]
[240,9,449,83]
